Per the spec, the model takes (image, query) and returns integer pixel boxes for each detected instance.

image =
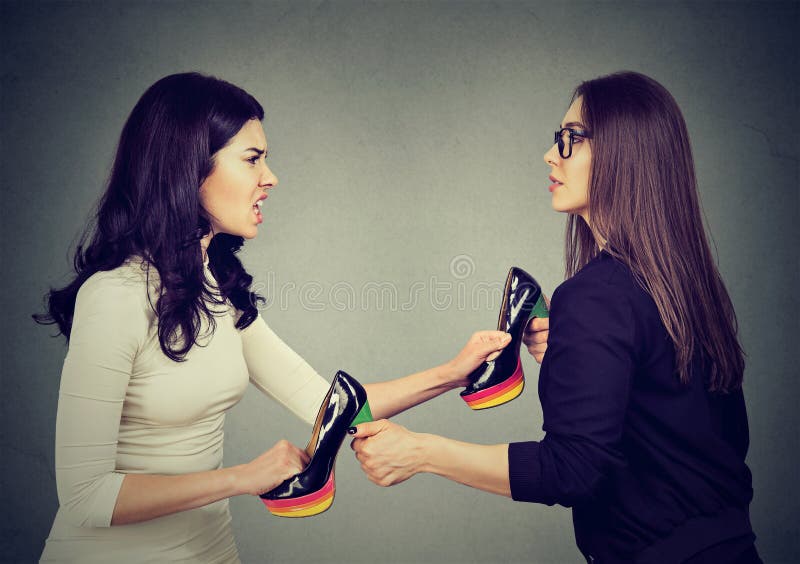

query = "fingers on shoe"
[489,333,511,351]
[528,317,549,332]
[532,331,548,344]
[478,330,510,343]
[349,419,388,439]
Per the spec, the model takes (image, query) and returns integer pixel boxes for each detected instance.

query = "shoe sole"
[461,357,525,410]
[262,473,335,517]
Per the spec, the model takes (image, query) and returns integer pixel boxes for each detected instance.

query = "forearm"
[364,362,461,420]
[111,465,246,526]
[418,434,511,498]
[361,330,513,420]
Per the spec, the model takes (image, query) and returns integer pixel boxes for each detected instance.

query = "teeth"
[256,200,263,208]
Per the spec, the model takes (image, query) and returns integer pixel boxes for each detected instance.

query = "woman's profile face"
[544,96,592,223]
[199,119,277,239]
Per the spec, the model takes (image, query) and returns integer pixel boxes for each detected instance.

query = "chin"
[217,225,259,240]
[551,199,586,216]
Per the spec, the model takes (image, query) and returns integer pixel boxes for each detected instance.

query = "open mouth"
[253,200,263,220]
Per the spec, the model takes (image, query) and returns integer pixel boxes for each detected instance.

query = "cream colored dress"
[40,257,330,563]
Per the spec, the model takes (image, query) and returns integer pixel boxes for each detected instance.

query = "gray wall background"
[2,1,797,562]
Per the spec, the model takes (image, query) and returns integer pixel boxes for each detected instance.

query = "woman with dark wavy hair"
[351,71,760,563]
[35,72,512,562]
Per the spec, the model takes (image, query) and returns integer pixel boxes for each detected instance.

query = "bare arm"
[363,331,512,420]
[350,420,510,497]
[420,434,511,497]
[365,297,551,421]
[240,317,508,423]
[362,363,461,420]
[111,440,308,525]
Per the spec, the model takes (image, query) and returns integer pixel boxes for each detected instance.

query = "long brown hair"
[565,71,744,392]
[33,73,266,362]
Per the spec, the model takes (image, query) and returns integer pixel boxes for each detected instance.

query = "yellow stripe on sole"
[267,493,335,517]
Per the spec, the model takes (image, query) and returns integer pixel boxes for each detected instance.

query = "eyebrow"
[244,147,267,156]
[560,121,587,130]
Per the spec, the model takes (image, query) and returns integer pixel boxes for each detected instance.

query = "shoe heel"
[461,357,525,410]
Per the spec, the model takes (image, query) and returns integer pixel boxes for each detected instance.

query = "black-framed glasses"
[554,127,591,159]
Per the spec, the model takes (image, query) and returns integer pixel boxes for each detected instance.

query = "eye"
[246,155,259,165]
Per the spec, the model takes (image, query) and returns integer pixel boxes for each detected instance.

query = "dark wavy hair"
[34,72,266,361]
[564,71,745,392]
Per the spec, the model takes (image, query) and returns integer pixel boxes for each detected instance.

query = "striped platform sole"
[461,357,525,410]
[261,473,335,517]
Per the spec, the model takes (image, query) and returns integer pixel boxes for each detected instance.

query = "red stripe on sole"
[265,490,335,515]
[467,378,525,410]
[264,491,334,514]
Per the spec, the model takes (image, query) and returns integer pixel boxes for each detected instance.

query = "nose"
[543,143,560,166]
[260,162,278,189]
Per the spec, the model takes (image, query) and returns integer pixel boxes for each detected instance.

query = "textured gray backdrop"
[1,1,798,563]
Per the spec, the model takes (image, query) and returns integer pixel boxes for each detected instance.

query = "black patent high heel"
[260,370,372,517]
[461,267,548,410]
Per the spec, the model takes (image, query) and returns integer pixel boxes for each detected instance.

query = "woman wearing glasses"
[351,71,760,563]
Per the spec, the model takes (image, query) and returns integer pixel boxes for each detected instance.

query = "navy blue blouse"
[508,251,755,563]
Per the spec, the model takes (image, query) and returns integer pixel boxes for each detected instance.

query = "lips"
[252,194,266,224]
[548,174,563,193]
[253,193,267,212]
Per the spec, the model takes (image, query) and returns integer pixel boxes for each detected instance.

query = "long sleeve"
[239,315,330,426]
[508,269,636,506]
[54,272,150,527]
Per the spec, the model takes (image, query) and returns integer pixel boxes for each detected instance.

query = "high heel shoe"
[260,370,372,517]
[460,267,548,410]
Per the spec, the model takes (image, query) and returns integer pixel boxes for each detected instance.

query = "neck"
[200,233,213,261]
[580,212,607,251]
[595,236,607,251]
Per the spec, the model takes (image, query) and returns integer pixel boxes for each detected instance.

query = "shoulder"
[559,251,632,291]
[76,259,158,322]
[550,252,642,341]
[68,261,156,366]
[551,252,663,355]
[554,251,651,307]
